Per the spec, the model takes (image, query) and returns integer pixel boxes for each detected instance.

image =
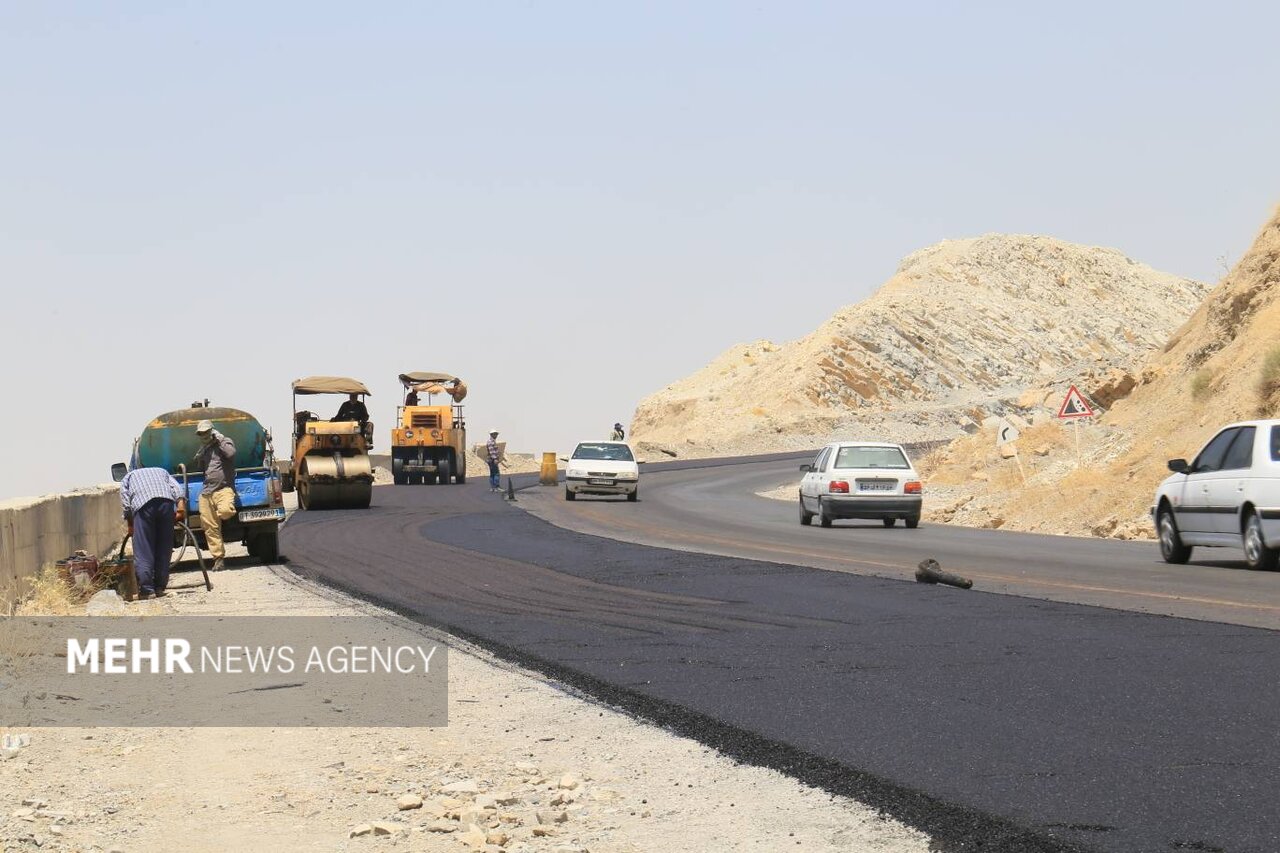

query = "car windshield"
[572,443,634,462]
[833,446,909,469]
[1272,425,1280,462]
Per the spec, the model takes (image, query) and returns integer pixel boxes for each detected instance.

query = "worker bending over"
[119,466,185,599]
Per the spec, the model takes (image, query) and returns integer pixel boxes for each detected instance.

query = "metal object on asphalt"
[507,477,517,501]
[915,558,973,589]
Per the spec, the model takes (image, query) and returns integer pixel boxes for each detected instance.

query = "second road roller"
[391,371,468,485]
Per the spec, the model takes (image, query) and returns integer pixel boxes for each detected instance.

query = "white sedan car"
[1152,419,1280,571]
[565,441,640,501]
[799,441,923,528]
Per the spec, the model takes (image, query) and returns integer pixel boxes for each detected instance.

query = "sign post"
[1056,385,1096,468]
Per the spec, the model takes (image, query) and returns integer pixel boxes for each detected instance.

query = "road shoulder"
[1,561,930,853]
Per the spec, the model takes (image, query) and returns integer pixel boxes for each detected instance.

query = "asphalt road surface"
[519,455,1280,630]
[281,462,1280,853]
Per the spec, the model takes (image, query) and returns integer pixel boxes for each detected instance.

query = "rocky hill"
[631,235,1208,456]
[919,207,1280,538]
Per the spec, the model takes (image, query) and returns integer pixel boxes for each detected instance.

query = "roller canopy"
[401,372,467,402]
[399,372,457,385]
[292,376,371,395]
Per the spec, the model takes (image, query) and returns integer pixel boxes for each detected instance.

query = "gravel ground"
[1,554,931,852]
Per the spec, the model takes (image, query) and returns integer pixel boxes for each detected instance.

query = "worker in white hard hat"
[486,429,505,492]
[193,419,237,571]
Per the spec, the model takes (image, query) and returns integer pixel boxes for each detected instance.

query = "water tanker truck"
[111,402,286,562]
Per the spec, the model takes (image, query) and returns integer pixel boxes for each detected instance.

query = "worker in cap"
[486,429,505,492]
[193,419,237,571]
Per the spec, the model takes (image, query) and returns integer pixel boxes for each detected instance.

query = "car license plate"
[238,508,285,522]
[858,482,894,492]
[588,478,613,485]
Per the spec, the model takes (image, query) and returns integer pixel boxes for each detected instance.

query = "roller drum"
[297,453,373,510]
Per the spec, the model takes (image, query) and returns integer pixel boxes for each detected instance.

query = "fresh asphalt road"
[281,462,1280,853]
[520,456,1280,630]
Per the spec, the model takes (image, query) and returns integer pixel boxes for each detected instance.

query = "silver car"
[799,441,923,528]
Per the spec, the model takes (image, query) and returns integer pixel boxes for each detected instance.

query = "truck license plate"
[238,508,285,522]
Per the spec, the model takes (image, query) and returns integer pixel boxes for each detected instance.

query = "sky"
[2,2,1278,499]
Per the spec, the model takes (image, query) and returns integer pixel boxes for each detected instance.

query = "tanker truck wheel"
[438,457,452,485]
[250,530,280,563]
[392,456,408,486]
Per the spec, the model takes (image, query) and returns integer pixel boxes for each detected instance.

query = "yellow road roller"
[285,376,374,509]
[391,372,468,485]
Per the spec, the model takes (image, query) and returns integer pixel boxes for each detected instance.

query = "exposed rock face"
[1102,206,1280,469]
[916,206,1280,539]
[632,235,1207,453]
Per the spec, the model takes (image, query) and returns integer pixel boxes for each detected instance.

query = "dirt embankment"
[918,206,1280,537]
[631,234,1206,458]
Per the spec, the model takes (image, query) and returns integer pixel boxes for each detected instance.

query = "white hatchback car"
[565,441,640,501]
[799,441,923,528]
[1152,419,1280,571]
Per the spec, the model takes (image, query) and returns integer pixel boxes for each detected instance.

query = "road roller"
[391,371,468,485]
[284,376,374,510]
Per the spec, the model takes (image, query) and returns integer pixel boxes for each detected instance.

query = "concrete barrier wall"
[0,485,122,602]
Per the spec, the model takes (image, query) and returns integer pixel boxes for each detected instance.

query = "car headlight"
[618,471,638,480]
[568,469,586,478]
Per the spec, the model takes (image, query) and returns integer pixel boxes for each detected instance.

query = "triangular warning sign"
[1056,385,1095,419]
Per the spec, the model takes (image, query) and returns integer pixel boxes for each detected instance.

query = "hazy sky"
[2,2,1277,499]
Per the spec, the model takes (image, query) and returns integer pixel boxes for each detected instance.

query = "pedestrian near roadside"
[119,466,185,599]
[611,422,625,441]
[194,419,237,571]
[486,429,504,492]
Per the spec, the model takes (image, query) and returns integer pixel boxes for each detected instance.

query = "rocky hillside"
[632,235,1207,455]
[920,207,1280,538]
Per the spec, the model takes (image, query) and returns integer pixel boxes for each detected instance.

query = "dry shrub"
[920,420,1067,485]
[917,431,988,485]
[14,564,84,616]
[916,445,951,477]
[1019,420,1068,450]
[1191,369,1214,400]
[1259,347,1280,415]
[984,463,1024,490]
